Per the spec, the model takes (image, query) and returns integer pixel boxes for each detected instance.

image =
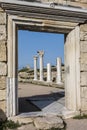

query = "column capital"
[33,55,38,60]
[37,50,44,57]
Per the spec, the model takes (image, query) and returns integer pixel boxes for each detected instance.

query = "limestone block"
[80,41,87,53]
[80,32,87,41]
[34,116,64,130]
[0,7,4,12]
[80,24,87,32]
[79,0,87,3]
[80,64,87,71]
[81,87,87,98]
[81,72,87,86]
[0,13,6,24]
[81,98,87,111]
[0,62,7,76]
[0,25,6,41]
[0,100,6,113]
[0,76,6,90]
[0,41,6,61]
[0,90,6,101]
[81,53,87,64]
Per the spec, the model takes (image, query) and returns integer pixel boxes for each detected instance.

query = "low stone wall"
[0,7,7,115]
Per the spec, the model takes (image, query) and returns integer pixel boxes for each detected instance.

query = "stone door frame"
[7,13,81,117]
[3,0,87,117]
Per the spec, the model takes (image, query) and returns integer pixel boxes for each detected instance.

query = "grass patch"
[73,114,87,119]
[0,120,21,130]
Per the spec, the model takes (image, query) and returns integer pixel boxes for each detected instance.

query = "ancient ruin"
[0,0,87,120]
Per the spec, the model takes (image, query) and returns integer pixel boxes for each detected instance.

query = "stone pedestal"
[38,51,44,81]
[47,63,51,82]
[56,57,62,84]
[33,56,38,80]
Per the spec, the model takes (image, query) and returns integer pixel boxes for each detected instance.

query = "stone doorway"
[7,14,80,117]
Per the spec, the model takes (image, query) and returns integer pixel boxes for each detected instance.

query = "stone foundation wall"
[0,7,7,114]
[80,23,87,112]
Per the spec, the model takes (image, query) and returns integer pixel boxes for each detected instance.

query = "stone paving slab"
[65,118,87,130]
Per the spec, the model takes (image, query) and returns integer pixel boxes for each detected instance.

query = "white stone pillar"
[56,57,62,84]
[38,51,44,81]
[33,56,38,80]
[47,63,51,82]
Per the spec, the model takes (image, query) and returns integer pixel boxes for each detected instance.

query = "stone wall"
[0,7,7,114]
[80,23,87,112]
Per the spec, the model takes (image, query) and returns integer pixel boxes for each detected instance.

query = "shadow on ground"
[18,91,65,113]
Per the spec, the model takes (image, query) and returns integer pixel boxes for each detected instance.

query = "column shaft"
[56,57,62,84]
[47,63,51,82]
[34,56,38,80]
[39,55,43,81]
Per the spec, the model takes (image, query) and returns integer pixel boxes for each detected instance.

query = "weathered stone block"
[81,53,87,64]
[80,32,87,41]
[0,76,6,90]
[81,72,87,86]
[0,41,6,61]
[81,87,87,98]
[0,100,6,113]
[80,41,87,53]
[81,64,87,71]
[79,0,87,3]
[0,25,6,41]
[0,13,6,24]
[80,24,87,32]
[34,116,64,130]
[81,98,87,111]
[0,90,6,101]
[0,62,7,76]
[0,7,4,12]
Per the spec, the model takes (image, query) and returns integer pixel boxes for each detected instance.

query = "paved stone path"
[65,118,87,130]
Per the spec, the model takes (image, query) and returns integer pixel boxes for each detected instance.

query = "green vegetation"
[0,120,21,130]
[73,114,87,119]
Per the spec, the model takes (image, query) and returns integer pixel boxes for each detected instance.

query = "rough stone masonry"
[0,7,7,116]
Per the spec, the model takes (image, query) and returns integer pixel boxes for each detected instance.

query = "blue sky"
[18,30,64,69]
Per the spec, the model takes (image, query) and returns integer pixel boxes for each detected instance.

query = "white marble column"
[33,55,38,80]
[47,63,51,82]
[56,57,62,84]
[37,51,44,81]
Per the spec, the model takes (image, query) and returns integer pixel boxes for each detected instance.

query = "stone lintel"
[1,1,87,24]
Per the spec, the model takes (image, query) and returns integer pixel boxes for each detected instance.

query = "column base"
[33,79,38,81]
[56,82,63,85]
[62,107,80,119]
